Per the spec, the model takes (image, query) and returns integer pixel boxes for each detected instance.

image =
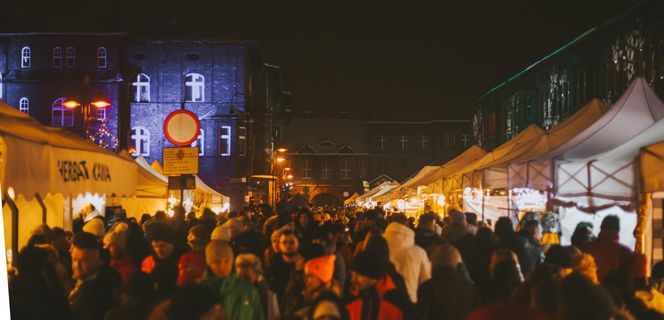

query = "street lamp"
[63,99,111,134]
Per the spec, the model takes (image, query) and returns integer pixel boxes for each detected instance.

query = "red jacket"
[177,251,206,286]
[346,275,412,320]
[580,229,632,281]
[110,255,137,285]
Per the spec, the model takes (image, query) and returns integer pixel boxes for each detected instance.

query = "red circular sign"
[163,110,201,146]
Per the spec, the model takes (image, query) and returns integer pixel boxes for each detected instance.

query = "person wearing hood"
[580,215,632,281]
[382,221,431,303]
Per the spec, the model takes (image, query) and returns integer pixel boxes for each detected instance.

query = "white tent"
[554,78,664,248]
[0,101,137,250]
[108,155,169,219]
[507,99,608,191]
[356,181,399,205]
[377,166,440,203]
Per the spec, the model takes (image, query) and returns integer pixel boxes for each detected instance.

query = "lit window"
[19,97,29,114]
[190,129,205,156]
[399,135,408,150]
[65,47,76,68]
[97,47,107,69]
[420,136,429,151]
[321,160,331,179]
[238,126,246,156]
[219,126,231,156]
[21,47,30,68]
[131,127,150,156]
[52,47,63,68]
[132,73,150,102]
[95,108,106,121]
[461,134,471,147]
[378,135,387,150]
[302,160,312,179]
[52,97,74,127]
[340,160,352,179]
[185,73,205,102]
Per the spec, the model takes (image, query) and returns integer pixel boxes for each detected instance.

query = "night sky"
[2,0,637,118]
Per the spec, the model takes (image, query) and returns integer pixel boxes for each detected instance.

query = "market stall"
[107,155,169,219]
[0,101,136,254]
[554,78,664,248]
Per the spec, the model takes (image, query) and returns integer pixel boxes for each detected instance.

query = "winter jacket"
[203,272,265,320]
[383,222,431,303]
[110,255,137,285]
[176,251,206,285]
[580,229,633,281]
[141,254,179,300]
[416,266,481,320]
[68,266,121,320]
[264,255,296,302]
[346,275,413,320]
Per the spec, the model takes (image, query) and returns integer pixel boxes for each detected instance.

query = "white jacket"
[383,222,431,303]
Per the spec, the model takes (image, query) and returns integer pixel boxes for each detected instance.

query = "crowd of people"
[8,202,664,320]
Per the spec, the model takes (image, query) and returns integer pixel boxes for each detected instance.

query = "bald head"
[206,240,234,277]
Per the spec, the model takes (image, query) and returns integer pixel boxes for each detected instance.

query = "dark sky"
[2,0,637,117]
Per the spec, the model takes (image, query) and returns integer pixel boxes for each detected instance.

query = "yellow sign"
[163,147,199,176]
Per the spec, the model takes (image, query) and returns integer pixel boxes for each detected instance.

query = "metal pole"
[35,193,47,224]
[3,193,18,267]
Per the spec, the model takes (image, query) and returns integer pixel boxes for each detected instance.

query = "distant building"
[284,113,472,206]
[468,0,664,150]
[0,34,289,211]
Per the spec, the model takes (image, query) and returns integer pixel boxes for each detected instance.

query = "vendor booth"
[641,139,664,266]
[554,78,664,249]
[0,101,137,258]
[107,155,169,219]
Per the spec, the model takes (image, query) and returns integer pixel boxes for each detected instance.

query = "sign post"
[163,110,201,205]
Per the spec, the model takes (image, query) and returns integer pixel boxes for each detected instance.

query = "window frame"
[192,129,205,156]
[52,47,63,68]
[130,126,150,156]
[97,47,107,69]
[19,97,29,113]
[219,126,231,156]
[302,160,312,179]
[21,47,31,68]
[132,73,150,102]
[185,73,205,102]
[52,97,74,127]
[321,160,331,179]
[340,160,352,179]
[238,126,247,156]
[399,135,408,150]
[65,47,76,68]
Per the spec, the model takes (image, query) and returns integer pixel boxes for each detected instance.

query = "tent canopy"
[641,140,664,193]
[0,101,136,199]
[507,98,608,190]
[135,156,168,198]
[356,181,399,203]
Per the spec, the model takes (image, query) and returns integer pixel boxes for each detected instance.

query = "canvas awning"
[506,98,608,190]
[0,101,137,199]
[356,181,399,203]
[641,140,664,193]
[135,156,168,198]
[443,124,544,192]
[378,166,439,202]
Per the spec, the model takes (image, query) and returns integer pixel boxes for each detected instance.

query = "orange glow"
[287,174,293,179]
[91,100,111,108]
[62,100,81,109]
[276,157,286,163]
[277,148,287,153]
[284,167,291,171]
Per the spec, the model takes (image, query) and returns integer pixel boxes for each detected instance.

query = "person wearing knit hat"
[141,223,180,300]
[103,229,136,285]
[222,217,245,239]
[346,251,412,320]
[282,254,337,317]
[82,218,105,239]
[210,224,232,242]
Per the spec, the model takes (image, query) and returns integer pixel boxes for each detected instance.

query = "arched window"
[97,47,107,68]
[131,127,150,156]
[21,47,31,68]
[19,97,29,113]
[132,73,150,102]
[65,47,76,68]
[191,129,205,156]
[52,47,63,68]
[185,73,205,102]
[52,97,74,127]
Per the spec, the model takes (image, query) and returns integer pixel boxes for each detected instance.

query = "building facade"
[0,33,127,149]
[469,0,664,150]
[284,114,472,206]
[0,34,288,211]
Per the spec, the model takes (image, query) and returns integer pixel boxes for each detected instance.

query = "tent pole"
[3,193,18,267]
[35,193,47,224]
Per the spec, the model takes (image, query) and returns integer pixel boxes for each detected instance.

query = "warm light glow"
[221,202,230,213]
[276,157,286,163]
[91,100,111,108]
[437,194,446,206]
[167,208,174,217]
[62,100,81,109]
[277,148,287,153]
[168,197,177,205]
[287,174,293,179]
[284,167,291,171]
[7,187,15,201]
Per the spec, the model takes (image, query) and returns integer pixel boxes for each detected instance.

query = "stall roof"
[641,139,664,193]
[0,101,136,199]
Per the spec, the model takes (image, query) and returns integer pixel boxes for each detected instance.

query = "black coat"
[416,266,480,320]
[69,266,121,320]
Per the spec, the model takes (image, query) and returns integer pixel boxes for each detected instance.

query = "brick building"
[0,34,289,211]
